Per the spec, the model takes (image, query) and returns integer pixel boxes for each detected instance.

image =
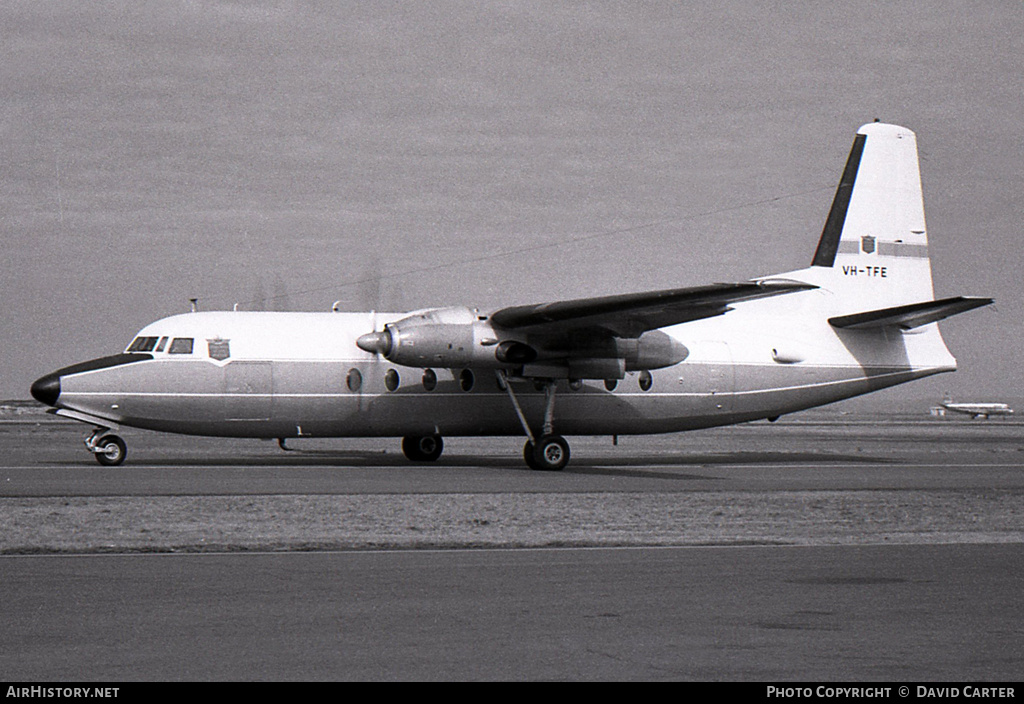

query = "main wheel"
[94,435,127,466]
[402,434,444,462]
[527,435,570,471]
[523,441,539,470]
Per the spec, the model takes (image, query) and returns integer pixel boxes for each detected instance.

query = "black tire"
[523,441,540,470]
[94,435,127,466]
[402,434,444,462]
[529,435,570,471]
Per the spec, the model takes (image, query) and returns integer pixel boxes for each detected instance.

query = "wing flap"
[491,280,816,337]
[828,296,993,330]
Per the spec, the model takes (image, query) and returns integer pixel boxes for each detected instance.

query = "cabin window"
[168,338,194,355]
[155,337,168,352]
[127,336,160,352]
[346,368,362,392]
[638,370,653,391]
[385,369,400,392]
[459,369,474,392]
[422,369,437,391]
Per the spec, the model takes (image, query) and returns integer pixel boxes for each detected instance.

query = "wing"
[490,280,816,338]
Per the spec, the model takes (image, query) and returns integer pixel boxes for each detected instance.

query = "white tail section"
[808,122,936,309]
[759,122,995,379]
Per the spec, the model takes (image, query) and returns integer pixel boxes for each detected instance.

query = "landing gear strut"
[498,371,571,471]
[402,434,444,462]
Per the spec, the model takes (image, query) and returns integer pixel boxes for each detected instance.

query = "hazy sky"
[2,1,1022,403]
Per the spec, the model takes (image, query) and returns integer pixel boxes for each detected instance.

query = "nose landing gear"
[85,428,127,466]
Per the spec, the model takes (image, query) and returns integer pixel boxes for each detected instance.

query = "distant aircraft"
[940,396,1013,419]
[31,122,993,469]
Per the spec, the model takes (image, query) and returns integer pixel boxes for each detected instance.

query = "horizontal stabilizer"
[829,296,992,330]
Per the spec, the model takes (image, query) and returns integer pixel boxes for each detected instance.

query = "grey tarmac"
[1,412,1022,680]
[2,544,1022,681]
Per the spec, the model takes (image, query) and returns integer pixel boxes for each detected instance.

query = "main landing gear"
[523,434,570,471]
[85,428,127,466]
[498,371,571,471]
[402,433,444,462]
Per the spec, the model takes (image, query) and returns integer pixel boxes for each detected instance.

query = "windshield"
[126,336,159,352]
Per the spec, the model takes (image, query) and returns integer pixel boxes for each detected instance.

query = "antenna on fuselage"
[190,298,199,313]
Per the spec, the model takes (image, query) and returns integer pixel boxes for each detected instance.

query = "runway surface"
[2,412,1022,680]
[5,413,1024,496]
[3,544,1022,681]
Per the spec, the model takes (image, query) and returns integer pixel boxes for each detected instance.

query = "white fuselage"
[942,402,1013,418]
[47,282,956,440]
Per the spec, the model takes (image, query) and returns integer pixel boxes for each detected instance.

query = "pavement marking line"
[6,540,1023,560]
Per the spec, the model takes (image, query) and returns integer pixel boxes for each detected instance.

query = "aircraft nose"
[30,373,61,407]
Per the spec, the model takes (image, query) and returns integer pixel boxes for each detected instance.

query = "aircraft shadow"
[109,449,891,476]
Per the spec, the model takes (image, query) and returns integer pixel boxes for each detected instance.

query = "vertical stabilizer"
[810,123,935,308]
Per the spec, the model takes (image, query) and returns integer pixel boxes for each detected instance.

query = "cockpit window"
[127,336,160,352]
[155,337,168,353]
[168,338,194,355]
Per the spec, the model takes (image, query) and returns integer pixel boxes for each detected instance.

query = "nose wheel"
[91,434,127,466]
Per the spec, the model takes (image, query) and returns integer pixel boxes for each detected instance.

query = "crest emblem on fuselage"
[207,338,231,361]
[861,235,876,254]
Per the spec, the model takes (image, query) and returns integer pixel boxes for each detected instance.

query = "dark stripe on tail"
[812,132,866,267]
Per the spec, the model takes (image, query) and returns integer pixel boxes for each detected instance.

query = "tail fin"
[755,123,993,388]
[810,122,935,308]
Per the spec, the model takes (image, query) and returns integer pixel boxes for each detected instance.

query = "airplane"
[939,395,1013,419]
[31,122,994,470]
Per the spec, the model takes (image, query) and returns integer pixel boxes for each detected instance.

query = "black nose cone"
[30,373,60,407]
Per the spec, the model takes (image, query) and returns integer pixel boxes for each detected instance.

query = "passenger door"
[224,362,273,421]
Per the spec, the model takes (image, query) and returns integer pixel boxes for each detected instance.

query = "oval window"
[459,369,474,392]
[638,370,653,391]
[422,368,437,391]
[385,369,400,392]
[346,368,362,392]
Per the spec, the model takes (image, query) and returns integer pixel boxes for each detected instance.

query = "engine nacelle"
[356,306,536,369]
[618,331,689,371]
[355,307,688,376]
